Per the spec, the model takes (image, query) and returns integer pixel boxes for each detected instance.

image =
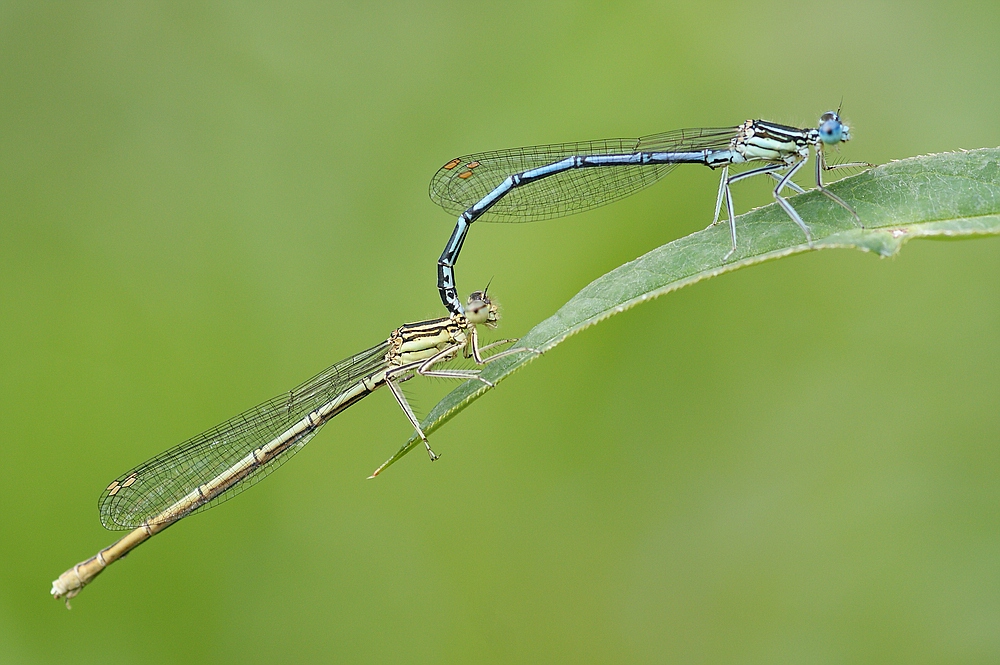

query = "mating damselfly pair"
[52,108,870,606]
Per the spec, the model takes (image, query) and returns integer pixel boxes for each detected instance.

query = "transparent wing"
[429,127,738,222]
[98,342,390,530]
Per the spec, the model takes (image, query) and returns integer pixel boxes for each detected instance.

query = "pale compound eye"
[819,120,843,144]
[464,300,491,324]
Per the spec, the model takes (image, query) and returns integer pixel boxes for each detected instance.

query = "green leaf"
[369,148,1000,477]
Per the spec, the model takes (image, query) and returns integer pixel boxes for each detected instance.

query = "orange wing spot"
[466,161,480,169]
[458,171,474,179]
[108,485,121,496]
[122,474,138,488]
[106,481,120,492]
[442,158,462,170]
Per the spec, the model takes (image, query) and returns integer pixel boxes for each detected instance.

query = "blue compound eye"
[819,119,843,144]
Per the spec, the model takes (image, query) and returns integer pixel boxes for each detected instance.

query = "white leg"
[768,171,806,194]
[721,162,788,261]
[820,148,874,172]
[726,162,790,185]
[479,345,542,364]
[420,367,488,382]
[477,338,518,355]
[467,327,541,365]
[386,377,438,460]
[722,175,738,261]
[712,165,729,225]
[413,341,494,386]
[815,148,865,228]
[772,157,812,244]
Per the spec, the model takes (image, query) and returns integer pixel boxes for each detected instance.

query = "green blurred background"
[2,1,1000,662]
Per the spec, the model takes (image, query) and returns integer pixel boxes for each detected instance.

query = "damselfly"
[433,110,872,315]
[51,291,535,607]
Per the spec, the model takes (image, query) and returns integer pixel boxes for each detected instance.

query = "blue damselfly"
[434,111,871,315]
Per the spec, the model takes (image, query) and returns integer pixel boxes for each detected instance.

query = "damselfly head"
[465,291,499,328]
[818,111,850,145]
